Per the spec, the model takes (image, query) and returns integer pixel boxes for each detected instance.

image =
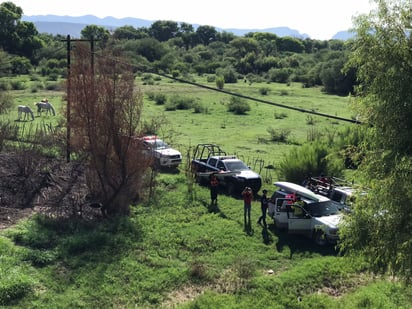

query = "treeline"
[1,1,355,96]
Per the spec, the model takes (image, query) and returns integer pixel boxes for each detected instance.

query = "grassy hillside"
[1,75,411,308]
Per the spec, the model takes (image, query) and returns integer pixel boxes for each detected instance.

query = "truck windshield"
[306,201,339,217]
[225,161,248,171]
[153,140,169,149]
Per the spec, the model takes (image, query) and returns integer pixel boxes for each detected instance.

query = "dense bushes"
[278,141,344,184]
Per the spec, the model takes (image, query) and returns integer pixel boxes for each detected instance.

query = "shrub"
[193,103,208,114]
[215,76,224,89]
[259,87,270,95]
[206,75,216,83]
[0,80,10,91]
[269,67,292,83]
[171,70,180,78]
[45,82,61,91]
[154,93,167,105]
[146,92,155,101]
[227,96,250,115]
[169,95,194,110]
[267,127,291,143]
[278,141,343,184]
[164,102,177,111]
[10,80,26,90]
[274,112,288,119]
[0,92,13,114]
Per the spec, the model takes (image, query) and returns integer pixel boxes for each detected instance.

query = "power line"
[87,50,363,125]
[152,71,362,125]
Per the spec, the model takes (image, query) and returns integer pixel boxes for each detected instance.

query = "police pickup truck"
[191,143,262,195]
[268,181,343,245]
[142,136,182,168]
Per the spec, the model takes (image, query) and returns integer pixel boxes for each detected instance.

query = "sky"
[6,0,376,40]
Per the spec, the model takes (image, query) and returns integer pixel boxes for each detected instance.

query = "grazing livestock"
[17,105,34,121]
[35,98,56,116]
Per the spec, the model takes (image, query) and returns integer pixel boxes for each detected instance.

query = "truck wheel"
[313,230,327,246]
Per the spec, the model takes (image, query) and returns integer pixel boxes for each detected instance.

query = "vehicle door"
[272,197,292,229]
[206,158,219,172]
[287,204,312,235]
[214,160,229,186]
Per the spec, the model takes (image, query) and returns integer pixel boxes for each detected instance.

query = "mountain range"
[22,15,353,41]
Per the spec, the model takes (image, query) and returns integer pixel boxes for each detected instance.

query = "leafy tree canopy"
[341,0,412,283]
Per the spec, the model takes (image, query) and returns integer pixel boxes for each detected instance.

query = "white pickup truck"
[268,181,343,245]
[142,136,182,168]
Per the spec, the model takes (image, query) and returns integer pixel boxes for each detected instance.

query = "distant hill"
[22,15,352,40]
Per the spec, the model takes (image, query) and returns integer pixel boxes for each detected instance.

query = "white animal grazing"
[35,100,56,116]
[17,105,34,121]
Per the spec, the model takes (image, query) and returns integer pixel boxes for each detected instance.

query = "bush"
[0,92,14,114]
[10,80,26,90]
[193,103,208,114]
[259,87,270,95]
[215,76,224,89]
[0,80,10,91]
[227,96,250,115]
[267,127,291,143]
[169,95,194,110]
[278,141,343,184]
[274,112,288,119]
[154,93,167,105]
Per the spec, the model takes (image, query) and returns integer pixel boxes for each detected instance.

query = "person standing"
[257,189,269,226]
[242,186,253,228]
[209,173,219,205]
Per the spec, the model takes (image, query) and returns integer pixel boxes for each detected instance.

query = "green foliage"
[10,79,27,90]
[258,87,270,95]
[267,127,291,143]
[274,111,288,119]
[0,91,13,113]
[11,56,32,75]
[269,67,292,83]
[0,267,34,305]
[215,76,224,89]
[0,237,35,305]
[227,96,250,115]
[341,0,412,282]
[193,102,208,114]
[278,141,344,183]
[154,93,167,105]
[169,95,195,110]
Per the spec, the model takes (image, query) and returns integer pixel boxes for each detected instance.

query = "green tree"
[196,25,217,45]
[277,36,305,53]
[113,25,149,40]
[341,0,412,282]
[0,2,42,58]
[81,24,110,47]
[149,20,179,42]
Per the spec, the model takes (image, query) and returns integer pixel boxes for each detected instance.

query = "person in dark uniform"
[258,189,269,226]
[209,173,219,205]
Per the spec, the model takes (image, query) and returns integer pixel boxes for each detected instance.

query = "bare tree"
[67,44,151,216]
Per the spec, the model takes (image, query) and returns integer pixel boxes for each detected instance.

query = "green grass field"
[1,75,410,308]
